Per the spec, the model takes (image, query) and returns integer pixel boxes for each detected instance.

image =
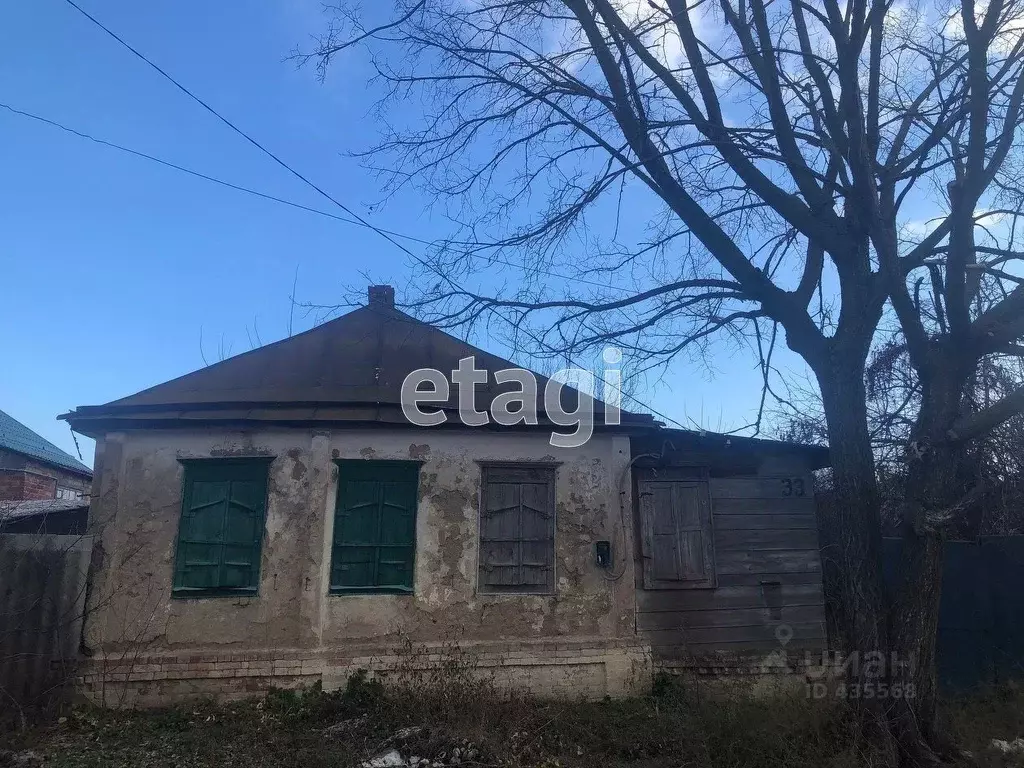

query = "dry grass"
[942,683,1024,765]
[1,670,1022,768]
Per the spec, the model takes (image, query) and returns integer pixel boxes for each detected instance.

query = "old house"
[61,286,829,705]
[0,408,91,534]
[0,408,92,502]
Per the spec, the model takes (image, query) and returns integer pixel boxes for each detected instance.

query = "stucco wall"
[80,427,645,703]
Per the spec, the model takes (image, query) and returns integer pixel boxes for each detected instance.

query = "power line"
[1,100,690,428]
[54,0,692,432]
[0,101,643,294]
[62,0,436,273]
[0,103,380,232]
[60,0,648,297]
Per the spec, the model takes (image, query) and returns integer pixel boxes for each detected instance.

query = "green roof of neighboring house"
[0,408,92,477]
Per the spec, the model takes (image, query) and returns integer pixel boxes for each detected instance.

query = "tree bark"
[888,358,970,765]
[814,343,896,760]
[889,531,947,765]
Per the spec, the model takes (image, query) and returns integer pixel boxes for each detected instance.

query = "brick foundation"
[77,644,834,707]
[652,648,841,699]
[76,638,652,707]
[655,647,835,678]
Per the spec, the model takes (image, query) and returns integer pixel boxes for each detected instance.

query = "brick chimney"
[368,284,395,308]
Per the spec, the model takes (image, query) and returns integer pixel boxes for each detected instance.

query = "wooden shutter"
[331,461,419,593]
[639,475,716,590]
[478,464,555,594]
[173,460,269,595]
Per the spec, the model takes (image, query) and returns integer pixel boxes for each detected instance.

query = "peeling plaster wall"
[320,432,636,645]
[82,428,638,677]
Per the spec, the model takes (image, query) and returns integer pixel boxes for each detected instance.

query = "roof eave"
[632,427,831,469]
[59,404,658,440]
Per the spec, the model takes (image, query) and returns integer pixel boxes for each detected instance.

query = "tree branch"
[948,384,1024,442]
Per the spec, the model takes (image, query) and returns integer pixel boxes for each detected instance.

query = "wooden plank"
[638,604,826,631]
[480,481,520,587]
[717,571,824,587]
[710,476,813,500]
[637,583,824,613]
[649,483,682,581]
[642,620,825,649]
[652,633,827,658]
[715,549,821,575]
[714,528,820,552]
[712,497,816,516]
[713,513,817,531]
[636,466,708,482]
[520,481,553,588]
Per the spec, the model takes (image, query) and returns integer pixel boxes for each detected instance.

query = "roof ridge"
[62,300,651,432]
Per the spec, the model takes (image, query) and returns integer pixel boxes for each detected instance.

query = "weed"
[2,657,1023,767]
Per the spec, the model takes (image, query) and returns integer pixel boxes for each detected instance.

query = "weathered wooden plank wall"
[0,534,92,712]
[636,472,827,660]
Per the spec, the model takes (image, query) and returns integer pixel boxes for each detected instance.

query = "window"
[172,459,271,597]
[55,487,83,500]
[330,460,419,594]
[478,463,556,594]
[638,469,716,590]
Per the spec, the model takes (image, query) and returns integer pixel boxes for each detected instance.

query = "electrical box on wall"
[595,540,612,569]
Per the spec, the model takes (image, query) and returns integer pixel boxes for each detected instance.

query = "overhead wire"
[50,0,696,431]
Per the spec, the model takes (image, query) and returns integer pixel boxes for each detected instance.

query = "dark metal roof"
[632,427,831,469]
[57,296,829,466]
[61,302,654,435]
[0,408,92,476]
[0,498,90,524]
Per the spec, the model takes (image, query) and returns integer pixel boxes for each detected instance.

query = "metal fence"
[883,536,1024,690]
[0,533,92,716]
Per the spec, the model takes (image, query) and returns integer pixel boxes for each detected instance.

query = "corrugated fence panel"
[0,534,92,709]
[883,536,1024,691]
[986,537,1024,684]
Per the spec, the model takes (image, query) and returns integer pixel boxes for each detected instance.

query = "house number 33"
[781,478,806,497]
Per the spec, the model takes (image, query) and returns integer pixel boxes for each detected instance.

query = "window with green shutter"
[330,460,419,594]
[172,458,271,597]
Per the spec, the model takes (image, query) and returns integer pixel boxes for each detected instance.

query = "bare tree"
[776,329,1024,536]
[301,0,1024,762]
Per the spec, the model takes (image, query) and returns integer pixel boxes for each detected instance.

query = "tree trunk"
[888,362,969,766]
[815,346,895,759]
[889,531,946,765]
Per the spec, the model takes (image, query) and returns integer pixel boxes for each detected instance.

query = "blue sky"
[0,0,801,467]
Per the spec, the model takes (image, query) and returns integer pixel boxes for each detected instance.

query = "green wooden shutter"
[173,460,270,596]
[331,461,419,593]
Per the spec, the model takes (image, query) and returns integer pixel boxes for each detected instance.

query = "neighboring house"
[0,408,92,534]
[61,285,829,705]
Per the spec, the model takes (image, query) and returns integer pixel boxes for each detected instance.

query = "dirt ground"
[2,673,1023,768]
